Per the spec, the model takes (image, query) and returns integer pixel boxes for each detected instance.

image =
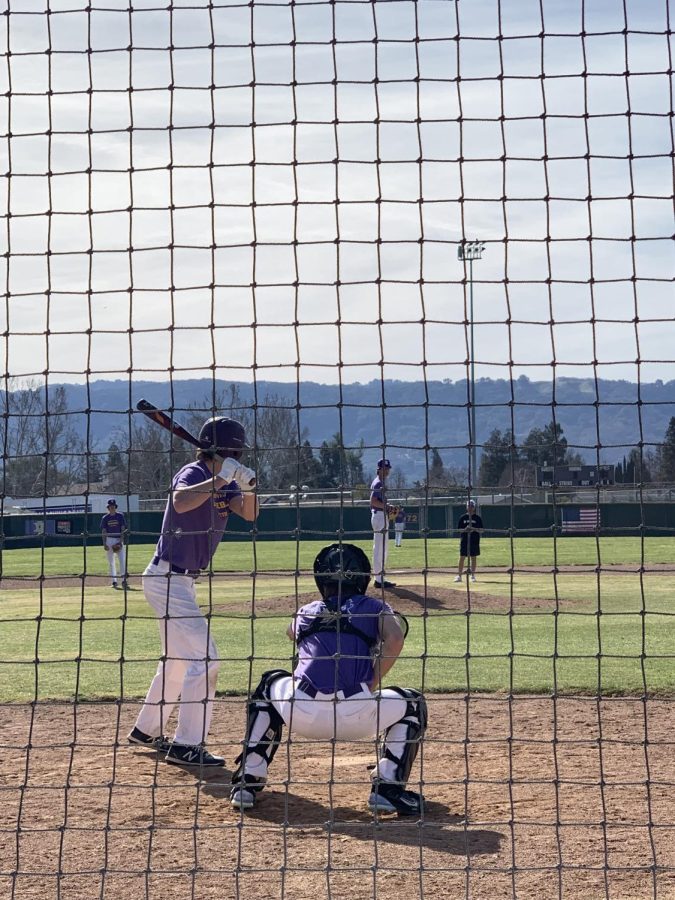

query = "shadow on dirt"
[385,584,450,612]
[198,777,501,856]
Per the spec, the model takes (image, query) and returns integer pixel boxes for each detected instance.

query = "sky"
[0,0,673,389]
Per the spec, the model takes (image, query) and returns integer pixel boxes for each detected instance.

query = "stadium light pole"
[457,240,486,491]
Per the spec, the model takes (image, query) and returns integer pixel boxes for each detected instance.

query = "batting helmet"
[199,417,249,460]
[313,543,371,599]
[377,458,392,470]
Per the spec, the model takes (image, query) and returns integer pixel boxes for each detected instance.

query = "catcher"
[229,542,427,816]
[101,498,128,589]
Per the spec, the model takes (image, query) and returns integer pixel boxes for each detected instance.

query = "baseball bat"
[135,399,256,488]
[136,398,206,450]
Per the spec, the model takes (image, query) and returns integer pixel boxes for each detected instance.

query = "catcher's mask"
[198,417,249,460]
[313,543,371,599]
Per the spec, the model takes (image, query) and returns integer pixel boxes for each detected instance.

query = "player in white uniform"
[100,499,128,588]
[230,543,427,816]
[370,458,396,588]
[127,417,257,767]
[394,507,406,547]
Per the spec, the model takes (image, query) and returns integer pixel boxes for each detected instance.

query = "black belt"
[151,555,200,577]
[295,677,364,700]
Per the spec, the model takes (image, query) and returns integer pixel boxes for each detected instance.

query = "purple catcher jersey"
[370,477,384,510]
[154,460,241,572]
[293,593,395,693]
[101,512,126,535]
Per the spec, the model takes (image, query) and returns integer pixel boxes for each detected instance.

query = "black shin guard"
[232,669,290,783]
[380,687,428,784]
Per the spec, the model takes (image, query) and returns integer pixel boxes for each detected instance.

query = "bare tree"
[1,379,84,497]
[253,394,305,491]
[124,418,193,500]
[185,387,304,492]
[121,385,308,497]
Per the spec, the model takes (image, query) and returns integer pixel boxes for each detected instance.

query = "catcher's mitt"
[111,543,123,552]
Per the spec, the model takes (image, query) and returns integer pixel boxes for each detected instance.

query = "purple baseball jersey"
[154,460,242,572]
[101,512,126,535]
[293,593,395,693]
[370,476,384,510]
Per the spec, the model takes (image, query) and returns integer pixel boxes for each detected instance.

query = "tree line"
[0,381,366,499]
[476,420,675,487]
[2,381,675,498]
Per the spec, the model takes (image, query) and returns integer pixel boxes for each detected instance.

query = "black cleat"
[368,782,423,816]
[374,580,396,589]
[164,743,224,767]
[127,727,170,753]
[230,774,266,811]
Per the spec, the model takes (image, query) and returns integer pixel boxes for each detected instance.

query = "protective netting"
[1,1,674,898]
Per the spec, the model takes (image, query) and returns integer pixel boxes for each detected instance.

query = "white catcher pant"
[371,509,388,578]
[133,558,220,747]
[243,675,409,784]
[104,536,126,580]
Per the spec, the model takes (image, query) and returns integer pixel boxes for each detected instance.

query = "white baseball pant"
[394,522,405,547]
[133,558,219,747]
[242,675,409,784]
[371,509,388,579]
[104,536,126,580]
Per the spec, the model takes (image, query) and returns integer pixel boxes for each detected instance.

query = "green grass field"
[0,537,673,702]
[3,534,674,577]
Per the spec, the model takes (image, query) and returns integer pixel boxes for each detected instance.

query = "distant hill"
[48,376,675,482]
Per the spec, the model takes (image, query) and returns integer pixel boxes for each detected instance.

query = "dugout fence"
[5,501,675,552]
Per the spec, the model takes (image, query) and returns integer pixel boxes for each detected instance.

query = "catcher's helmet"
[199,417,249,460]
[313,543,371,599]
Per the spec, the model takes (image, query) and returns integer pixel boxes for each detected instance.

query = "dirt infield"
[1,696,674,900]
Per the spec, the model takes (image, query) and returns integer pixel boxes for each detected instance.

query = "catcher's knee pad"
[233,670,290,777]
[381,687,428,784]
[253,669,290,703]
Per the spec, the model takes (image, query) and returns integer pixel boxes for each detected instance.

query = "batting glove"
[217,458,256,490]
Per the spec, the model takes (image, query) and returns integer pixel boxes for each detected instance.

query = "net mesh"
[1,1,674,898]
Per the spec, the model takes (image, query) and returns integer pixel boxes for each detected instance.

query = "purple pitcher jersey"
[370,477,384,510]
[293,593,395,693]
[154,460,242,572]
[100,512,126,535]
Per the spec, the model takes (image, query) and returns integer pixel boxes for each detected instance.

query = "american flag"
[561,507,601,533]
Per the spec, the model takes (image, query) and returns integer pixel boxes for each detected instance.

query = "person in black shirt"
[454,499,483,583]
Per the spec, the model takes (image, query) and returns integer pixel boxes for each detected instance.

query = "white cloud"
[0,0,671,386]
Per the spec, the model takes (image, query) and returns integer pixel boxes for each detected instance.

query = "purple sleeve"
[293,602,316,639]
[172,465,206,490]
